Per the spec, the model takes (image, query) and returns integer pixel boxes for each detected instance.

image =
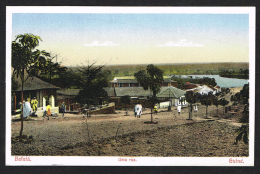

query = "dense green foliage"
[234,83,249,145]
[200,92,213,119]
[12,33,50,139]
[185,91,201,120]
[100,63,249,77]
[219,69,249,79]
[134,64,164,122]
[219,98,229,115]
[36,57,68,88]
[231,83,249,123]
[75,63,109,106]
[134,64,164,98]
[12,34,51,80]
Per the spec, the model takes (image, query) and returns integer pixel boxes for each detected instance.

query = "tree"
[200,92,213,119]
[35,53,71,88]
[12,33,50,139]
[235,83,249,145]
[75,63,109,109]
[134,64,164,123]
[212,95,220,117]
[11,75,20,111]
[185,91,201,120]
[230,93,241,106]
[219,98,229,115]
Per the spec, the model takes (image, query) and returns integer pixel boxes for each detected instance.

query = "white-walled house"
[186,85,219,95]
[198,85,217,95]
[13,76,59,116]
[156,86,187,107]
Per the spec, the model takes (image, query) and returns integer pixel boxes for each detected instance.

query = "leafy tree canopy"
[134,64,164,97]
[75,63,109,105]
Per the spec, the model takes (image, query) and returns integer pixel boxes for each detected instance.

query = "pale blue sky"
[12,13,249,66]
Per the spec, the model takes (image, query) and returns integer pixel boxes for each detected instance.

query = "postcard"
[6,6,255,166]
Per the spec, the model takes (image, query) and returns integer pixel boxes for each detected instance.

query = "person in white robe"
[134,104,142,118]
[177,105,182,115]
[22,101,32,118]
[194,105,198,112]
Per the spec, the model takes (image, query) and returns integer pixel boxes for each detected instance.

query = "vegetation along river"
[180,75,249,88]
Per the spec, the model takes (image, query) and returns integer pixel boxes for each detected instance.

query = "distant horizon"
[8,7,253,67]
[67,62,249,67]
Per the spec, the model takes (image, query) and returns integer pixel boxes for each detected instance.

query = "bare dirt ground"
[11,97,248,157]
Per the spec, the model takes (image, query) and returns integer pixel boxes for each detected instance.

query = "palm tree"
[12,33,50,139]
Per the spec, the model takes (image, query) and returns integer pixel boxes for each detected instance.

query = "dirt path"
[11,103,248,156]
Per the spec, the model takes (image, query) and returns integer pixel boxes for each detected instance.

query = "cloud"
[84,41,119,46]
[157,39,204,47]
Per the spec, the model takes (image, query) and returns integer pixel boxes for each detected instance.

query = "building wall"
[110,81,177,88]
[121,83,130,87]
[161,83,168,87]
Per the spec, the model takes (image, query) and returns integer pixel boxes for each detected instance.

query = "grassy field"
[101,62,249,77]
[68,62,249,81]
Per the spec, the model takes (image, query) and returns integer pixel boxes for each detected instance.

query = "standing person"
[177,105,181,115]
[61,102,66,117]
[194,105,198,112]
[134,104,142,118]
[22,100,32,118]
[46,104,52,116]
[31,97,38,113]
[154,104,158,114]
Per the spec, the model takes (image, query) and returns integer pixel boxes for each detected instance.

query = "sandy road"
[11,104,246,156]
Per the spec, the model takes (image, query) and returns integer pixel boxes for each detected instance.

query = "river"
[179,75,249,88]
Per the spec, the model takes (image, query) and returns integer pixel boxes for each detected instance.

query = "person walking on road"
[61,102,66,117]
[177,105,181,115]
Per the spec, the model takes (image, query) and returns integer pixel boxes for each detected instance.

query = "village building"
[182,81,221,95]
[214,86,221,93]
[110,76,178,88]
[56,89,81,111]
[186,85,220,95]
[156,86,187,107]
[104,86,187,109]
[181,82,199,90]
[13,76,59,116]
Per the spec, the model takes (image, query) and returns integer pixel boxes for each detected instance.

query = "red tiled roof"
[182,84,198,89]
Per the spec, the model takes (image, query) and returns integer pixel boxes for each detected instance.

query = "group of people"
[133,104,198,117]
[18,97,38,118]
[17,97,59,118]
